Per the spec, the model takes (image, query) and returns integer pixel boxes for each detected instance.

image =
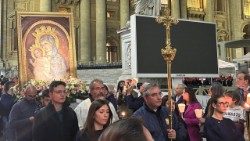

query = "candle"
[165,118,169,125]
[194,109,203,119]
[247,93,250,105]
[121,111,126,118]
[178,103,185,113]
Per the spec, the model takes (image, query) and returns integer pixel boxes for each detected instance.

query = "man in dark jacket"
[133,83,177,141]
[125,82,149,112]
[9,84,40,141]
[33,80,79,141]
[0,81,16,140]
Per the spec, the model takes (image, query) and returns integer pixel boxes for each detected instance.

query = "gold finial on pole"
[156,3,178,134]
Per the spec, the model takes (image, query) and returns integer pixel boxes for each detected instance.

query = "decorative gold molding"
[187,8,205,19]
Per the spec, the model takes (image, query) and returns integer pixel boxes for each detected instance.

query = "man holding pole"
[132,83,178,141]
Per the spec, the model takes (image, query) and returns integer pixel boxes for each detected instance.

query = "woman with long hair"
[182,87,202,141]
[199,82,225,137]
[75,99,113,141]
[203,82,224,118]
[116,80,125,95]
[204,94,244,141]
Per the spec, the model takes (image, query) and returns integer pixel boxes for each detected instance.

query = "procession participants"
[203,82,224,118]
[33,81,79,141]
[99,118,154,141]
[40,89,51,107]
[74,79,118,129]
[75,99,112,141]
[125,82,149,112]
[235,71,249,104]
[0,81,16,140]
[235,71,250,139]
[182,87,202,141]
[165,98,189,141]
[133,84,177,141]
[224,90,245,136]
[173,84,186,116]
[204,94,245,141]
[103,84,117,111]
[9,84,40,141]
[174,84,186,104]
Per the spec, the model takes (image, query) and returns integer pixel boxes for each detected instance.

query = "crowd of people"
[183,74,234,87]
[0,71,249,141]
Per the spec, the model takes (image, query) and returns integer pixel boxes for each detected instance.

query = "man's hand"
[198,117,205,124]
[167,129,176,139]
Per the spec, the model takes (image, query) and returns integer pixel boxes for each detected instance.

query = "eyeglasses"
[217,102,229,107]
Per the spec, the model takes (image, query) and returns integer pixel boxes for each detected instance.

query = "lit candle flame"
[121,111,126,117]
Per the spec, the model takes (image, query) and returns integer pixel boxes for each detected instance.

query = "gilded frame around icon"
[17,12,77,86]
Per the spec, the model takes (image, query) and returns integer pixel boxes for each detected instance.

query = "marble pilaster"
[79,0,91,64]
[204,0,214,22]
[120,0,130,28]
[171,0,180,18]
[96,0,107,64]
[180,0,187,19]
[229,0,244,57]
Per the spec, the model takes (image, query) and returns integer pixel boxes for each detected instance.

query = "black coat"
[33,103,79,141]
[204,117,245,141]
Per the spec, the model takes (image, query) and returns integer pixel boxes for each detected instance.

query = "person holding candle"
[204,94,245,141]
[174,84,186,104]
[75,99,113,141]
[173,84,186,116]
[165,99,189,141]
[182,87,202,141]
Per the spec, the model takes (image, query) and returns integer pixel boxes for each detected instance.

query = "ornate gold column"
[96,0,107,64]
[180,0,187,19]
[171,0,180,18]
[40,0,51,12]
[80,0,91,64]
[120,0,130,28]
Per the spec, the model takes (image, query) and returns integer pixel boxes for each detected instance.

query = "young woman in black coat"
[75,99,113,141]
